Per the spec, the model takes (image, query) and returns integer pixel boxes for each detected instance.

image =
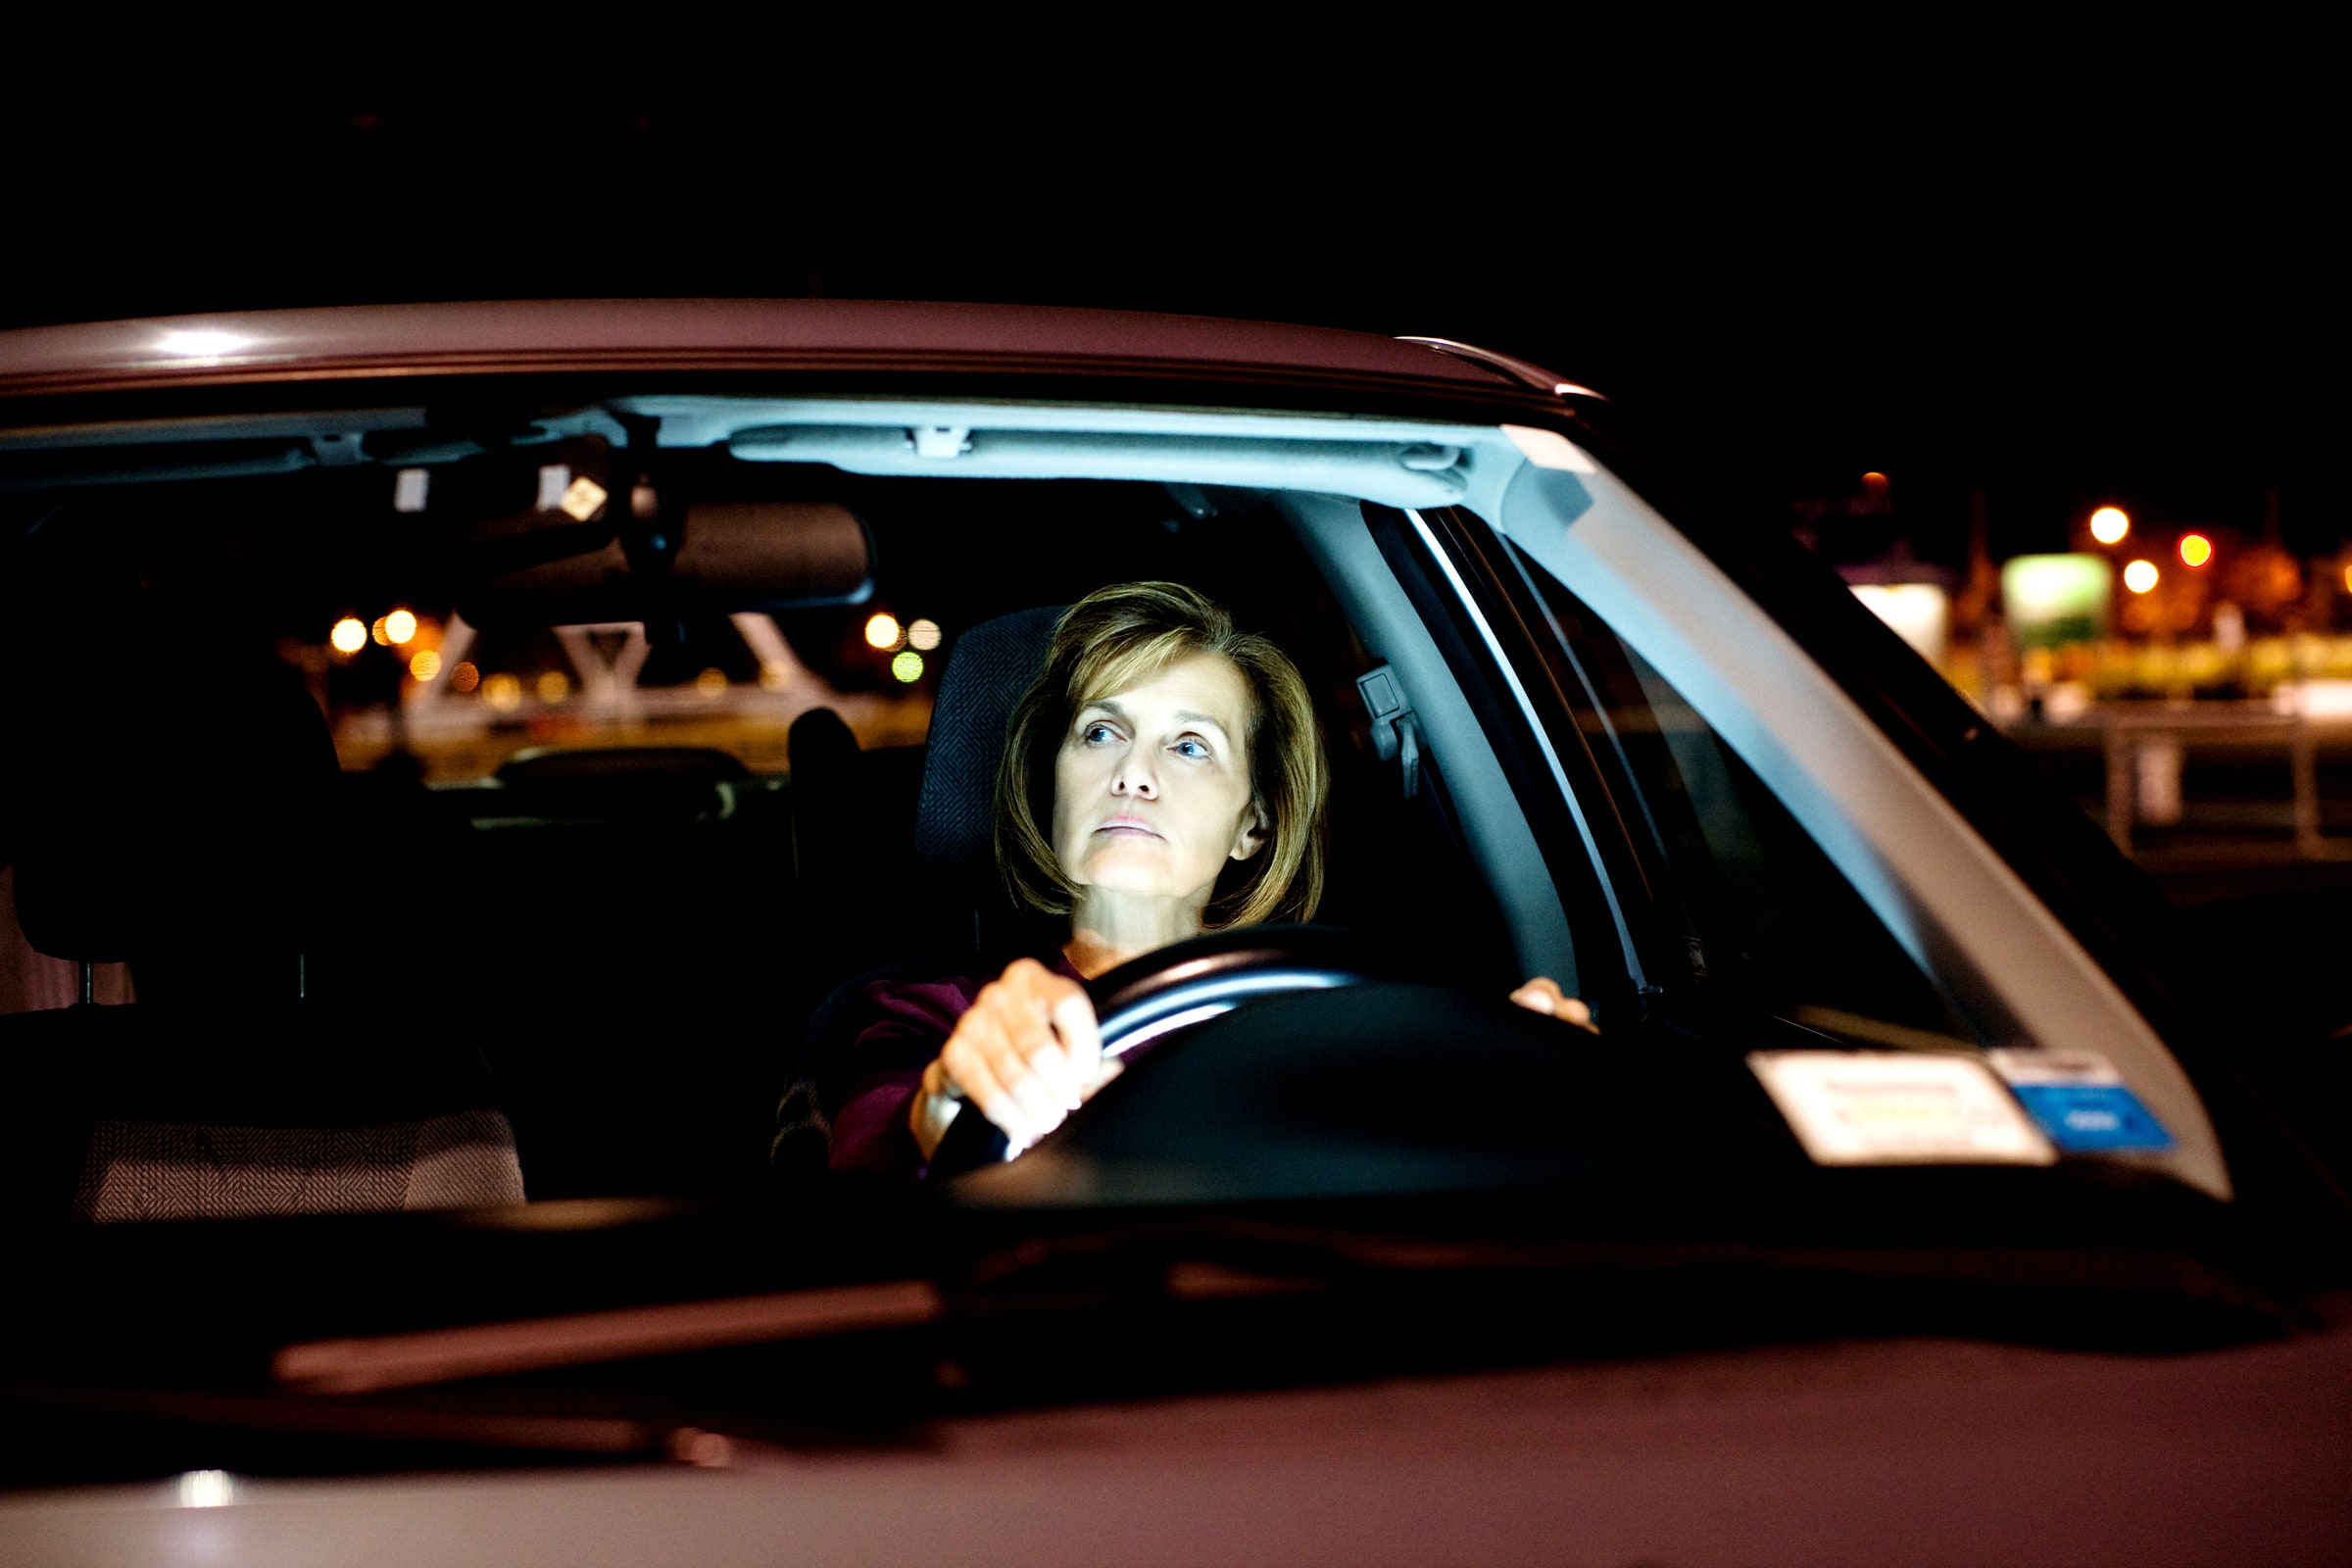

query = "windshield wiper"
[273,1279,943,1396]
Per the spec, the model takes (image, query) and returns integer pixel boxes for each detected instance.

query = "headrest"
[911,606,1063,888]
[12,615,337,963]
[787,707,860,789]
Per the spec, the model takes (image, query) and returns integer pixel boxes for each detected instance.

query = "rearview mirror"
[458,499,873,627]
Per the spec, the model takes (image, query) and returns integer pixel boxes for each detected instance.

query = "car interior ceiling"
[0,431,1529,1212]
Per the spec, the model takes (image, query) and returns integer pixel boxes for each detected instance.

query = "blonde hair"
[995,582,1328,930]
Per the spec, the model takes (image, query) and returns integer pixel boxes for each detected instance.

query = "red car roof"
[0,299,1535,401]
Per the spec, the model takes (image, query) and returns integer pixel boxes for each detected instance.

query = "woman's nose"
[1111,758,1157,798]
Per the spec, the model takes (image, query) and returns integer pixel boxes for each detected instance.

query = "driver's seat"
[773,605,1063,1169]
[906,604,1066,953]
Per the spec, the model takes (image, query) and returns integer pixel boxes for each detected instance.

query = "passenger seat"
[0,626,522,1223]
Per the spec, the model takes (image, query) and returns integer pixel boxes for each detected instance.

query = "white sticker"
[1984,1048,2120,1087]
[536,465,572,512]
[1748,1051,2056,1166]
[559,475,610,522]
[392,467,429,514]
[1501,423,1598,474]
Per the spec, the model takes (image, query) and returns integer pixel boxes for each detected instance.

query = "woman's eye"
[1173,738,1210,760]
[1083,722,1116,744]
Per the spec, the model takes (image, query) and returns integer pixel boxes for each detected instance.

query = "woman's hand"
[908,957,1122,1160]
[1509,976,1597,1032]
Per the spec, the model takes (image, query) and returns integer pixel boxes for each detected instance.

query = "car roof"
[0,300,1554,404]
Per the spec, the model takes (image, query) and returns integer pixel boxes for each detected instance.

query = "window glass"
[1507,540,1975,1041]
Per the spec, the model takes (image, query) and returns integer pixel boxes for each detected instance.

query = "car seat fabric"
[0,1000,527,1222]
[910,605,1064,890]
[75,1108,522,1223]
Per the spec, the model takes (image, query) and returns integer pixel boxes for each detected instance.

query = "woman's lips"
[1096,816,1161,839]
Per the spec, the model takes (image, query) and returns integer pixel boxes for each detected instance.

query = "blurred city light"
[369,616,391,647]
[559,475,608,522]
[384,609,418,645]
[2180,534,2214,567]
[535,670,570,704]
[892,650,925,683]
[2089,506,2131,545]
[2001,555,2113,647]
[2124,560,2161,594]
[409,649,443,681]
[329,616,368,655]
[481,672,521,710]
[451,661,480,694]
[1850,583,1950,662]
[175,1469,235,1507]
[864,613,904,651]
[907,617,943,652]
[695,667,728,699]
[1861,471,1889,493]
[760,661,791,692]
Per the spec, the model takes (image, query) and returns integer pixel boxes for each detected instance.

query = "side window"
[1506,540,1975,1042]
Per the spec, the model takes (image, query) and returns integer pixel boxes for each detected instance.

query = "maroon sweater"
[824,951,1087,1173]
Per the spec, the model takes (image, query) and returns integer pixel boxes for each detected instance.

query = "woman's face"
[1051,651,1266,905]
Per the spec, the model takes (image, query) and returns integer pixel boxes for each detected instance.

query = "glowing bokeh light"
[369,616,391,647]
[451,661,480,694]
[329,616,368,655]
[1861,471,1889,492]
[481,672,522,710]
[695,667,728,699]
[2089,506,2131,545]
[2180,533,2214,567]
[535,670,570,704]
[384,609,418,645]
[1850,583,1950,662]
[864,613,903,651]
[409,649,443,681]
[2123,559,2160,594]
[2001,555,2114,649]
[175,1469,235,1507]
[892,650,925,683]
[907,617,942,651]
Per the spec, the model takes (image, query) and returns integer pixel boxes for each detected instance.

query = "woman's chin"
[1066,846,1200,900]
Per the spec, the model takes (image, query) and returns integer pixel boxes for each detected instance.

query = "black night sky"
[6,84,2340,572]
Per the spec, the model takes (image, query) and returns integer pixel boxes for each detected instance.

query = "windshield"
[0,391,2234,1188]
[0,383,2287,1489]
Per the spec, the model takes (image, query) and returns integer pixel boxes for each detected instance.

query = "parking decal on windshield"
[1984,1049,2178,1153]
[1748,1052,2059,1166]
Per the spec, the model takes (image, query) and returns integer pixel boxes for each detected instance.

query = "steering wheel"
[926,925,1373,1178]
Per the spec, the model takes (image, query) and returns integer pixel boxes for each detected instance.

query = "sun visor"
[460,500,873,627]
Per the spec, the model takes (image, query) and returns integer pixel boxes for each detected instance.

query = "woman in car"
[823,581,1588,1172]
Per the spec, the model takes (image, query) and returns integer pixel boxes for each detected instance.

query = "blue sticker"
[2007,1083,2176,1152]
